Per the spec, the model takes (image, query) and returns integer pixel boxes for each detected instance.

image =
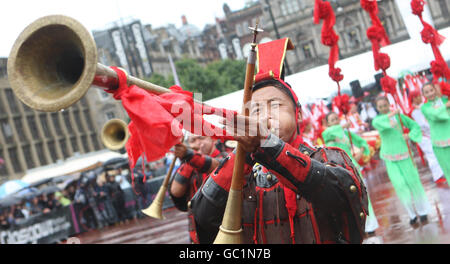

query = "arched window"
[296,32,316,60]
[378,7,392,37]
[438,0,449,18]
[343,17,360,49]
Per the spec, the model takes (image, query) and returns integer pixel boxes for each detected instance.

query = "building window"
[13,117,27,141]
[235,24,243,37]
[347,30,360,49]
[51,113,63,135]
[91,134,101,151]
[279,1,288,16]
[242,21,249,33]
[280,0,300,16]
[62,111,74,135]
[343,18,360,49]
[97,89,110,101]
[39,114,52,138]
[70,137,79,153]
[438,0,449,18]
[47,141,58,162]
[21,102,33,113]
[0,97,5,114]
[59,139,69,159]
[0,118,13,142]
[105,111,116,120]
[35,143,47,166]
[84,110,95,130]
[22,145,35,169]
[80,97,89,108]
[0,149,7,176]
[4,89,19,113]
[8,147,22,173]
[302,43,314,59]
[27,115,41,139]
[285,0,300,13]
[81,135,90,153]
[73,110,85,133]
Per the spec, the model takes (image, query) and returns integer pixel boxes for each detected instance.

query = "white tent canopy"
[21,149,128,184]
[205,26,450,111]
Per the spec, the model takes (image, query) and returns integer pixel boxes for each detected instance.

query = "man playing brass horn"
[169,134,228,243]
[189,38,368,244]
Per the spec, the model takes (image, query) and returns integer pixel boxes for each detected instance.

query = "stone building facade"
[0,58,127,182]
[258,0,409,73]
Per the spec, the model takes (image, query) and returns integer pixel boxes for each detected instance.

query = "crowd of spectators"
[0,157,170,232]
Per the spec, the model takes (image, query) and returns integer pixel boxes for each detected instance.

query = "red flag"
[107,67,235,169]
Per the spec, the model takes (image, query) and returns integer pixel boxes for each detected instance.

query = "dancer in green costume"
[323,112,379,235]
[373,96,430,225]
[421,83,450,184]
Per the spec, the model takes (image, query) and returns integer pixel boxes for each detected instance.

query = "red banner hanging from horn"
[106,67,236,170]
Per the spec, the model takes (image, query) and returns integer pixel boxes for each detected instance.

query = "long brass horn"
[101,119,129,151]
[7,15,171,112]
[213,22,261,244]
[141,155,177,220]
[141,137,184,219]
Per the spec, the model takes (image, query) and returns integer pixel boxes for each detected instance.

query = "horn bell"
[7,15,98,112]
[101,119,129,151]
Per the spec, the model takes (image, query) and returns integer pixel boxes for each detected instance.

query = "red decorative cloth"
[440,81,450,97]
[361,0,391,72]
[314,0,343,84]
[333,93,351,116]
[106,67,235,170]
[410,0,450,81]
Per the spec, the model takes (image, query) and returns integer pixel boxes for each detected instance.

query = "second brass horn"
[101,119,129,151]
[142,136,184,220]
[7,15,170,112]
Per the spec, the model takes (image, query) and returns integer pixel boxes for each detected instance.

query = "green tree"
[145,58,247,101]
[145,73,171,88]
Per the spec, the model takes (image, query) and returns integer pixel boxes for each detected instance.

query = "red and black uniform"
[168,147,227,243]
[190,133,368,244]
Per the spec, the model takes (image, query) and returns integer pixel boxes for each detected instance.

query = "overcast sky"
[0,0,248,57]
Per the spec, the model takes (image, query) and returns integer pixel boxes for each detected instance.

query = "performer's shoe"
[409,217,419,227]
[435,177,447,184]
[366,231,376,237]
[420,215,428,224]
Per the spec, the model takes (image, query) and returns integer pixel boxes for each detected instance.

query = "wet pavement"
[363,157,450,244]
[74,208,190,244]
[73,156,450,244]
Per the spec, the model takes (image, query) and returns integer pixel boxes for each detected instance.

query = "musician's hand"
[446,101,450,108]
[174,143,188,159]
[222,114,270,153]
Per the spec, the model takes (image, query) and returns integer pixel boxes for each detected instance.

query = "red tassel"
[440,81,450,97]
[411,0,425,16]
[314,0,344,85]
[283,186,297,244]
[333,93,351,115]
[411,0,450,82]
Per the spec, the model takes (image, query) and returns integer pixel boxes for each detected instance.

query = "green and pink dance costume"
[322,125,379,233]
[372,113,430,221]
[421,97,450,183]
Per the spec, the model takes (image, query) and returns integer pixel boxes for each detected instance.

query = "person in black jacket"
[106,173,126,224]
[189,38,368,244]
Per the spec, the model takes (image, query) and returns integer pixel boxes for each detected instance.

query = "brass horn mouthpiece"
[101,119,129,151]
